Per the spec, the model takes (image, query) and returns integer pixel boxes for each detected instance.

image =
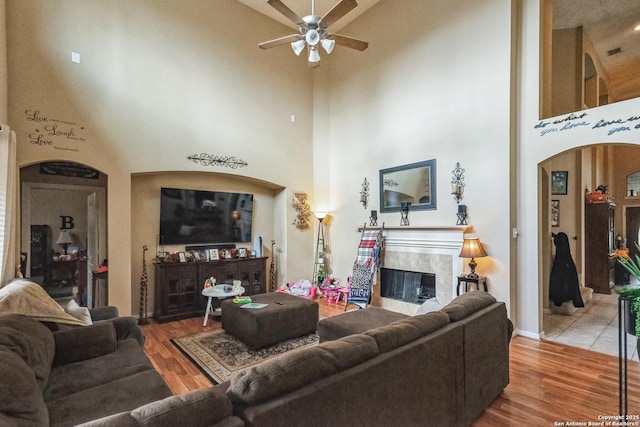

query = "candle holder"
[457,204,468,225]
[400,202,410,226]
[370,210,378,226]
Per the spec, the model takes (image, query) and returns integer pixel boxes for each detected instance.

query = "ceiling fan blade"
[259,34,302,50]
[267,0,305,26]
[320,0,358,28]
[329,34,369,51]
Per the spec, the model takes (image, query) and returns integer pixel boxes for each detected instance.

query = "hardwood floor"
[141,298,640,425]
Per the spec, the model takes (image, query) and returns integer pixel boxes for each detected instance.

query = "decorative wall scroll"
[292,192,311,230]
[187,153,248,169]
[535,111,640,138]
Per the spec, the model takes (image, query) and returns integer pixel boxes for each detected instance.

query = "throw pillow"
[65,299,93,326]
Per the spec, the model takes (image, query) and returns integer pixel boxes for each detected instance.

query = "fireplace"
[380,268,436,304]
[369,226,469,315]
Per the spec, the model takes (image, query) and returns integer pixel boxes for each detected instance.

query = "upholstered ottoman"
[317,306,408,342]
[221,292,319,349]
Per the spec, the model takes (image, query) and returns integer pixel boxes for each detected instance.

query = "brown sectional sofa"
[0,309,242,427]
[1,291,511,427]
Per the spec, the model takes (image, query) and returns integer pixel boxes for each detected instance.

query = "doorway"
[20,162,107,307]
[540,144,640,359]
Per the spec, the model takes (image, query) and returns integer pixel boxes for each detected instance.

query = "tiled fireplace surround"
[370,226,470,315]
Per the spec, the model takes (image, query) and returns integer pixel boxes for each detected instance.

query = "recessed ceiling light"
[634,23,640,31]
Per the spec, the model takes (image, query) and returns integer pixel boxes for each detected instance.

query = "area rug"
[172,329,319,384]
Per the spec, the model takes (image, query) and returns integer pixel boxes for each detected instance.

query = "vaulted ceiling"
[239,0,640,102]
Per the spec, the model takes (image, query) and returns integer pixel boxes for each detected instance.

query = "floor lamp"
[313,212,327,286]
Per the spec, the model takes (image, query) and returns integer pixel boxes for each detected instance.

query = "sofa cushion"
[64,300,93,325]
[440,290,497,322]
[317,307,408,342]
[52,322,117,367]
[227,333,379,404]
[0,349,49,426]
[0,314,55,390]
[44,339,155,403]
[47,370,172,427]
[364,311,450,353]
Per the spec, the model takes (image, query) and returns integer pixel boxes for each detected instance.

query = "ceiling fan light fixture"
[291,39,306,56]
[321,38,336,54]
[305,29,320,46]
[634,23,640,31]
[309,46,321,63]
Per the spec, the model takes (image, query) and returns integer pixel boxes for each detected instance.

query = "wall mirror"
[379,159,437,212]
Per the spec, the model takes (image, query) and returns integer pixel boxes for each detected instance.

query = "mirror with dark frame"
[379,159,437,213]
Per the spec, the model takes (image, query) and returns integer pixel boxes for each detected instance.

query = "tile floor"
[543,291,638,361]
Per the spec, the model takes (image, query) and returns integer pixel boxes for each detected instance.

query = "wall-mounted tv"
[159,188,253,245]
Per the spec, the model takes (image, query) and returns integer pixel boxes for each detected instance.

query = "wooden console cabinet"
[154,257,267,323]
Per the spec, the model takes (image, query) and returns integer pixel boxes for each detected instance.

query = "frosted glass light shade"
[321,39,335,54]
[309,47,321,63]
[291,40,306,56]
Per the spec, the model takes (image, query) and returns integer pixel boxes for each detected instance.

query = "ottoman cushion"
[317,307,408,342]
[221,293,319,349]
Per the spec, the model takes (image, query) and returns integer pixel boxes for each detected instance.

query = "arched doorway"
[20,161,107,307]
[539,143,640,359]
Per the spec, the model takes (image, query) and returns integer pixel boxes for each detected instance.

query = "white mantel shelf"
[357,225,472,232]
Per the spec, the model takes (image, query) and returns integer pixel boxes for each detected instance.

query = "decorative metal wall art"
[187,153,248,169]
[292,192,311,230]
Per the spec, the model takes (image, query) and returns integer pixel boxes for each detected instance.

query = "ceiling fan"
[259,0,369,68]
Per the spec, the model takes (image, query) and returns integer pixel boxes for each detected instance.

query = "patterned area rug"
[172,328,319,384]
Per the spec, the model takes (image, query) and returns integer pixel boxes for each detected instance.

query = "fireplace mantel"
[357,226,471,232]
[362,225,470,314]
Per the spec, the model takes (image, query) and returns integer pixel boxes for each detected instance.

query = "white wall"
[7,0,314,314]
[517,0,640,338]
[317,0,514,312]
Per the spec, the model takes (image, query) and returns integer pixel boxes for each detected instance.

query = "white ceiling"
[237,0,381,31]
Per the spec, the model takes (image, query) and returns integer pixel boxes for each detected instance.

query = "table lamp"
[459,236,487,278]
[56,230,73,255]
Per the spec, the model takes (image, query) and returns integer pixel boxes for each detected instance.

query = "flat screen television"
[159,187,253,245]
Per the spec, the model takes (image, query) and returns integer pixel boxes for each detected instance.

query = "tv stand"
[153,257,267,323]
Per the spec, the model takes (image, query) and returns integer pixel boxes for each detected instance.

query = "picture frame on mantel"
[551,171,568,195]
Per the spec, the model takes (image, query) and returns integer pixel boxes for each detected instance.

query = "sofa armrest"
[89,306,119,321]
[75,387,243,427]
[52,322,117,367]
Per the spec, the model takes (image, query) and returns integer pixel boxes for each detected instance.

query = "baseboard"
[515,329,544,340]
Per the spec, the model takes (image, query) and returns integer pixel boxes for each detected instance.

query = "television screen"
[159,188,253,245]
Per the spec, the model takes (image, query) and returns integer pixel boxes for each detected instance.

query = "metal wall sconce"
[360,177,369,209]
[370,210,378,226]
[451,162,465,203]
[400,202,411,226]
[451,162,467,225]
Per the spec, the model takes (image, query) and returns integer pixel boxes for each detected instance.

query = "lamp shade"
[56,230,73,245]
[459,237,487,259]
